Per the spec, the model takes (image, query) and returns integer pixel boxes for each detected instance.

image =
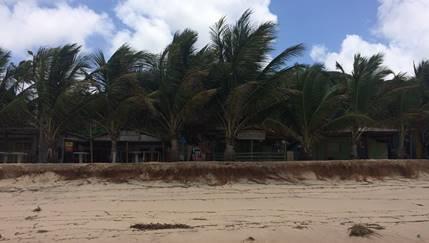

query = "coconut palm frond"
[261,43,305,77]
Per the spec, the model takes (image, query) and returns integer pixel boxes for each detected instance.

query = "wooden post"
[5,130,9,154]
[283,141,287,161]
[60,136,64,163]
[126,141,129,163]
[250,140,254,161]
[415,130,424,159]
[162,142,165,161]
[90,122,94,163]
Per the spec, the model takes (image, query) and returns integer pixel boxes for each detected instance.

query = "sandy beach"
[0,170,428,243]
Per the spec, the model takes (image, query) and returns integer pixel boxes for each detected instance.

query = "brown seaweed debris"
[25,215,37,221]
[245,236,255,241]
[130,223,192,231]
[32,206,41,212]
[348,224,383,237]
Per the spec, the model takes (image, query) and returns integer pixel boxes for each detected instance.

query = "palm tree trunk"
[398,123,406,159]
[38,132,57,163]
[38,116,49,163]
[301,144,313,160]
[415,130,424,159]
[351,142,359,159]
[351,128,359,159]
[46,137,57,163]
[111,137,118,163]
[224,137,235,161]
[169,138,179,162]
[38,128,48,163]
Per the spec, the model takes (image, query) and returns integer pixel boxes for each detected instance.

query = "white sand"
[0,175,428,242]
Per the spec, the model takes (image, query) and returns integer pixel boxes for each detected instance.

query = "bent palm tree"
[0,48,18,124]
[142,30,216,161]
[0,48,13,113]
[88,45,150,162]
[25,44,90,162]
[0,48,31,126]
[336,54,391,158]
[264,65,345,159]
[409,61,429,157]
[377,73,423,158]
[210,10,304,160]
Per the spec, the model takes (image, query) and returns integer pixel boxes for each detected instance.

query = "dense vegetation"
[1,10,429,162]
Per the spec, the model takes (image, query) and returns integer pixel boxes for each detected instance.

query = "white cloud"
[310,45,328,63]
[111,0,277,53]
[0,0,114,57]
[311,0,429,75]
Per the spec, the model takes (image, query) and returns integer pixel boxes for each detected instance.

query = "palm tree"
[375,61,429,159]
[264,65,345,159]
[410,61,429,158]
[88,45,150,163]
[336,54,391,159]
[0,48,12,99]
[140,30,216,161]
[0,48,18,123]
[209,10,304,160]
[375,73,422,158]
[24,44,91,162]
[0,48,31,126]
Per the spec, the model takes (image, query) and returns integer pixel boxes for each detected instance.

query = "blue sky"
[270,1,380,62]
[69,0,381,63]
[1,0,429,74]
